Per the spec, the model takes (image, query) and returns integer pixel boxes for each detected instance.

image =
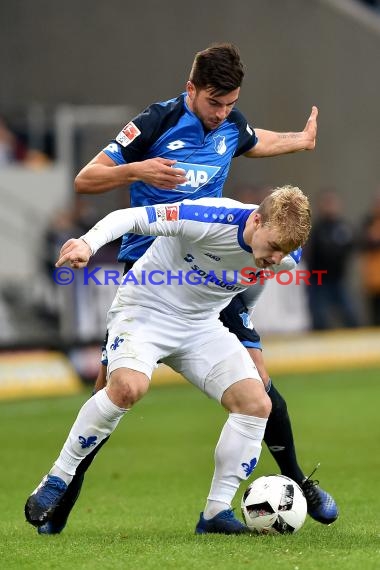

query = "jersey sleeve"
[81,203,186,255]
[102,103,164,165]
[230,108,258,157]
[103,96,185,165]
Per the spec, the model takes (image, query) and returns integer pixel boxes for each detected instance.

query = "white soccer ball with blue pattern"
[241,475,307,534]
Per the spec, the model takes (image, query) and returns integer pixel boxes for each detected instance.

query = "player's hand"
[56,238,92,269]
[302,106,318,150]
[136,157,187,189]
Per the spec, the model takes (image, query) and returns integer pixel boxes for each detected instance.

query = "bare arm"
[246,347,270,386]
[74,152,187,194]
[245,106,318,158]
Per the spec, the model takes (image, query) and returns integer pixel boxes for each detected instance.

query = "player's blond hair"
[256,185,311,252]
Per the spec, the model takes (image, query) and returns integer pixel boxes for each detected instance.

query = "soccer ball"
[241,475,307,534]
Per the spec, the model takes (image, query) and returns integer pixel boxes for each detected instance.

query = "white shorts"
[106,304,261,402]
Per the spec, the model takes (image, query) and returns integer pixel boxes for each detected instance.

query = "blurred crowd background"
[1,0,380,354]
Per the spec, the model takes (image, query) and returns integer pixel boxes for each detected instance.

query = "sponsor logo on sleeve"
[116,121,141,147]
[165,205,179,221]
[156,205,179,221]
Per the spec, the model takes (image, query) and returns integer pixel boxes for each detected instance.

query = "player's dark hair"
[189,43,244,96]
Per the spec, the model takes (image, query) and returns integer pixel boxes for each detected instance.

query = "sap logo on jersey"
[173,162,220,193]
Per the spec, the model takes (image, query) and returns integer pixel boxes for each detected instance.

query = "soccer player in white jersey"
[26,185,313,534]
[36,43,337,536]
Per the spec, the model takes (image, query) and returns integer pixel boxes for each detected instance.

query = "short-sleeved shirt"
[103,93,257,262]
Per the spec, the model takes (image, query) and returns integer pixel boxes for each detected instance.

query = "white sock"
[50,389,127,482]
[203,413,267,519]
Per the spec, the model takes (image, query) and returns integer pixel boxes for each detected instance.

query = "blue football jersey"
[103,92,257,262]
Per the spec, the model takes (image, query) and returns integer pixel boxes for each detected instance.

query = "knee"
[222,379,272,418]
[107,369,149,408]
[249,391,272,418]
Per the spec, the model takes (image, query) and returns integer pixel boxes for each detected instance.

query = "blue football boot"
[195,509,250,534]
[25,475,67,527]
[301,465,338,525]
[37,472,85,534]
[35,437,109,534]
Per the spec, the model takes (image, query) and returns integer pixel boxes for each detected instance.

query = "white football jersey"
[83,197,299,320]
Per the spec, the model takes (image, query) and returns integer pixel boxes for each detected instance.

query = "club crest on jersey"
[116,121,141,147]
[213,135,227,155]
[156,205,179,221]
[173,161,220,193]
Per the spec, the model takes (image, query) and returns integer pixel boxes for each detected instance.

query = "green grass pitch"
[1,367,380,569]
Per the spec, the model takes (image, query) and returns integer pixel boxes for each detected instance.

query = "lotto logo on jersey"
[156,205,179,221]
[173,162,221,193]
[116,121,141,147]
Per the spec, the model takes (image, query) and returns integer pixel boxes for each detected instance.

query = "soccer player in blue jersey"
[34,44,337,534]
[26,187,314,534]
